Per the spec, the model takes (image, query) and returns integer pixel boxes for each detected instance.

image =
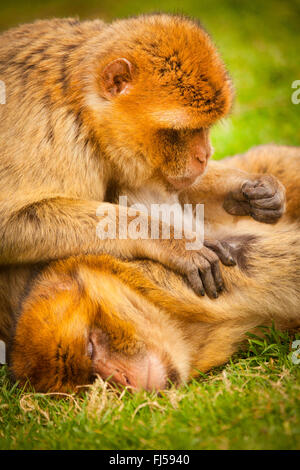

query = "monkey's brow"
[149,109,209,131]
[149,108,191,128]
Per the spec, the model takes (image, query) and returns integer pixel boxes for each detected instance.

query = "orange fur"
[0,15,284,298]
[0,15,296,391]
[8,146,300,392]
[0,14,239,298]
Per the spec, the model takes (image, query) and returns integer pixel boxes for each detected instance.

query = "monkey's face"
[9,262,185,392]
[149,127,213,190]
[89,15,233,190]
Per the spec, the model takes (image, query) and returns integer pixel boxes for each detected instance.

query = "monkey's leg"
[222,145,300,222]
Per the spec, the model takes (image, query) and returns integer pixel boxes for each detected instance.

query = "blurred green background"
[1,0,299,158]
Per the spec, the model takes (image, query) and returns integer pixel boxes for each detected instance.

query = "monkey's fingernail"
[229,257,236,265]
[213,292,218,299]
[196,286,205,296]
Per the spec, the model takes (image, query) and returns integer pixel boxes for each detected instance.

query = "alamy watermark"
[96,196,204,250]
[0,80,6,104]
[291,340,300,365]
[0,340,6,364]
[291,80,300,104]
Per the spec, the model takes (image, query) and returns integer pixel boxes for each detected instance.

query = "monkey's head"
[85,14,233,189]
[9,257,190,392]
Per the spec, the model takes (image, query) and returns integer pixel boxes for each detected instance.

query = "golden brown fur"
[0,16,295,391]
[0,15,285,299]
[0,15,230,262]
[5,145,300,392]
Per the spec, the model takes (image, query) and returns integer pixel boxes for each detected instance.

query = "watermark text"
[291,80,300,104]
[0,80,6,104]
[96,196,204,250]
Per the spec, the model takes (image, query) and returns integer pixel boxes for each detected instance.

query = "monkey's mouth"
[92,353,170,391]
[89,330,180,391]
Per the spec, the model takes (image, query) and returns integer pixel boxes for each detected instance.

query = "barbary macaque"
[3,145,300,392]
[0,15,285,299]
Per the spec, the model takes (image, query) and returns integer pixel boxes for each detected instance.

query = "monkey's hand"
[223,174,286,224]
[160,239,235,299]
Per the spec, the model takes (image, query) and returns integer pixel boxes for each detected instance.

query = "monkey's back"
[0,18,108,198]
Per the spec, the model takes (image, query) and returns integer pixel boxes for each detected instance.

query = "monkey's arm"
[0,195,140,264]
[220,145,300,222]
[181,159,286,225]
[0,194,233,298]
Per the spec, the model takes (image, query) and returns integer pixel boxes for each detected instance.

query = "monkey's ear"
[101,58,133,98]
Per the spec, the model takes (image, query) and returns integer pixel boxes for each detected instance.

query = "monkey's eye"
[87,341,93,359]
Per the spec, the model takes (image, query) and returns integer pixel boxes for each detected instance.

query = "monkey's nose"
[196,149,209,164]
[144,354,168,391]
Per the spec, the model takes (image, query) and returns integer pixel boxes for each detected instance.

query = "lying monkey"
[5,144,300,392]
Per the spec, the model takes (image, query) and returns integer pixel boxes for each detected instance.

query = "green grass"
[0,0,300,451]
[1,328,300,450]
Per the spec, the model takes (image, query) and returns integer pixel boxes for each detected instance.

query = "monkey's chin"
[165,175,200,190]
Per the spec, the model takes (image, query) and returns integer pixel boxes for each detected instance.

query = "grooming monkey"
[3,145,300,392]
[0,15,285,299]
